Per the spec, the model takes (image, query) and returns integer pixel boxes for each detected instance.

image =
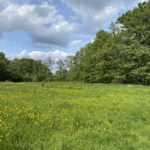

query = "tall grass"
[0,82,150,149]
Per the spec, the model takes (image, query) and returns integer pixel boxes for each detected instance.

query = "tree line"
[0,1,150,84]
[0,53,53,82]
[0,51,73,82]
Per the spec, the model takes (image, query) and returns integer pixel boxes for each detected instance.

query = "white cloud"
[69,40,83,46]
[90,38,95,44]
[137,0,149,3]
[61,0,119,33]
[18,50,73,61]
[0,0,148,52]
[61,0,148,34]
[0,0,9,11]
[0,1,77,46]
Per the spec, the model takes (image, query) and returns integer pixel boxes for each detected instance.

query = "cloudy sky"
[0,0,147,60]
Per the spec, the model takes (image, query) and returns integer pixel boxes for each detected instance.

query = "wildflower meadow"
[0,82,150,149]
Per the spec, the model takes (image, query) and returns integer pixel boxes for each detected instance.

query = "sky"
[0,0,148,61]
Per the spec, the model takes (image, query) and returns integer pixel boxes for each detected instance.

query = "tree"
[55,59,68,81]
[0,52,10,81]
[8,58,53,82]
[118,1,150,46]
[68,1,150,85]
[43,57,54,81]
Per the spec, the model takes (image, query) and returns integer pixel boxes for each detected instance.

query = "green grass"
[0,82,150,150]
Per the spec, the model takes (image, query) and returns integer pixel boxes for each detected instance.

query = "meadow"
[0,82,150,150]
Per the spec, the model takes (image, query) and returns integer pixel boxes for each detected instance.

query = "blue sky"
[0,0,148,60]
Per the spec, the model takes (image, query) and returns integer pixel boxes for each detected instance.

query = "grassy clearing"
[0,82,150,150]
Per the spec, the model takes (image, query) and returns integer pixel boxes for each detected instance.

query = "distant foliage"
[0,53,53,82]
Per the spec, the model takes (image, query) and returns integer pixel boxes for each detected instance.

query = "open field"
[0,82,150,150]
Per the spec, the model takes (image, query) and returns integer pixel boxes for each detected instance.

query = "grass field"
[0,82,150,150]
